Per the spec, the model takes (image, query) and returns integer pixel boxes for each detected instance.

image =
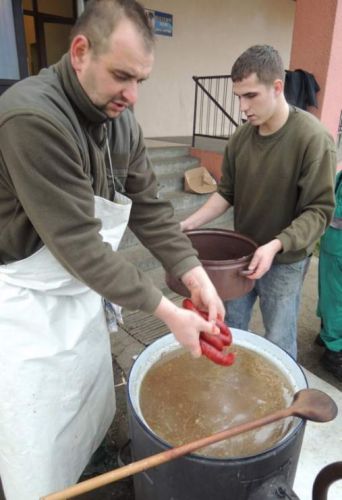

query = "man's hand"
[154,265,224,357]
[181,265,225,321]
[245,239,283,279]
[153,296,220,357]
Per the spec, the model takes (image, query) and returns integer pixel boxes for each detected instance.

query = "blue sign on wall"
[145,9,173,37]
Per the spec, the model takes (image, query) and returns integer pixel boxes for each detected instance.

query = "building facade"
[1,0,341,152]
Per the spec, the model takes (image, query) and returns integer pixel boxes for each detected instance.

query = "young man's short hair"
[231,45,285,85]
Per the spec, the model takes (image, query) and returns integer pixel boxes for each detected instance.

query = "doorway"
[23,0,77,75]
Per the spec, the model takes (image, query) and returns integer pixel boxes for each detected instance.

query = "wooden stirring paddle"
[40,388,337,500]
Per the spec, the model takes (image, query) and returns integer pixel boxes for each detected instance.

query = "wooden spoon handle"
[41,407,290,499]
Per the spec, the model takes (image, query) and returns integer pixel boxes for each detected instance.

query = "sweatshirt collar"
[55,53,108,124]
[253,106,295,142]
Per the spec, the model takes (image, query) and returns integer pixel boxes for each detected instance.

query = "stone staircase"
[118,145,233,291]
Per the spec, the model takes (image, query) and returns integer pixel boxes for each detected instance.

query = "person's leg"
[258,258,309,359]
[318,252,342,380]
[224,287,258,331]
[318,254,342,351]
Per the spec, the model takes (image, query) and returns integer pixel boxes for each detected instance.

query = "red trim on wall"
[190,148,223,182]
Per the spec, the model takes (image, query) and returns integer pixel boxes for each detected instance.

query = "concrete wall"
[135,0,296,137]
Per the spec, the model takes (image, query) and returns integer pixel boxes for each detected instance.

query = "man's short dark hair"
[231,45,285,85]
[70,0,154,54]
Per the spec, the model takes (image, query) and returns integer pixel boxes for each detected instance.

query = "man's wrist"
[154,296,178,321]
[270,238,283,254]
[181,266,203,291]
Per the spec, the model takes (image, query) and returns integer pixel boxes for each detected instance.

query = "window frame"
[0,0,28,94]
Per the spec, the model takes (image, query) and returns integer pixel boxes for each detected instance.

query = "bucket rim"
[184,228,258,265]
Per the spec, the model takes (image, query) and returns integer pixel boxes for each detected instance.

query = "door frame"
[24,0,77,70]
[35,14,76,69]
[0,0,78,95]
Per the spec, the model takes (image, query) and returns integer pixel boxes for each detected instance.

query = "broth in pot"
[139,345,295,458]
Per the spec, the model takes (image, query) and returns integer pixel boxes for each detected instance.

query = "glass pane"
[0,0,20,79]
[44,22,72,66]
[24,15,39,75]
[38,0,74,17]
[23,0,33,10]
[77,0,85,17]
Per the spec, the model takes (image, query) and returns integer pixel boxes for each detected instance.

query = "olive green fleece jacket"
[218,107,336,264]
[0,54,200,313]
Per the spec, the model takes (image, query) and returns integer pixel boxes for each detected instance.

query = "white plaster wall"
[135,0,295,137]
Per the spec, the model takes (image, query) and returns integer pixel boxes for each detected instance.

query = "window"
[0,0,28,94]
[23,0,77,75]
[0,0,20,79]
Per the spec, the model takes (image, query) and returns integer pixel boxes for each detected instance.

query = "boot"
[80,440,118,479]
[321,348,342,382]
[314,333,325,347]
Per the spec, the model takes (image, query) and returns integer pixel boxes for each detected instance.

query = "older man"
[0,1,223,498]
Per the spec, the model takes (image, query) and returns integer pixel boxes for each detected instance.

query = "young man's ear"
[70,35,91,72]
[273,79,284,96]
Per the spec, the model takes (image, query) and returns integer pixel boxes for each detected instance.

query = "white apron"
[0,193,131,500]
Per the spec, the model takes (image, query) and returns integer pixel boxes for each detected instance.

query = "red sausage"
[218,333,231,346]
[200,332,224,351]
[183,298,235,365]
[183,299,232,346]
[182,298,198,312]
[200,340,236,366]
[215,320,232,345]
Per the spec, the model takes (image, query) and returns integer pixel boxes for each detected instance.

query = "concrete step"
[161,191,211,211]
[157,171,184,194]
[151,155,200,176]
[148,146,190,161]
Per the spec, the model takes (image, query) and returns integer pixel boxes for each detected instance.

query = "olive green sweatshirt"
[0,54,200,313]
[218,107,336,263]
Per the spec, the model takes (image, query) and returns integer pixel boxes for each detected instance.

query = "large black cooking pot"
[165,228,258,300]
[127,331,308,500]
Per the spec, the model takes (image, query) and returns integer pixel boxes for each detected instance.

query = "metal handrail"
[192,75,243,147]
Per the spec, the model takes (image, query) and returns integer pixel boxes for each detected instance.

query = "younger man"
[182,45,336,359]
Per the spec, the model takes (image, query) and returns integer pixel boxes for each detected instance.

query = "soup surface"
[139,345,295,458]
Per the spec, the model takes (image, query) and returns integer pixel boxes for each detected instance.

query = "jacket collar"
[55,53,108,125]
